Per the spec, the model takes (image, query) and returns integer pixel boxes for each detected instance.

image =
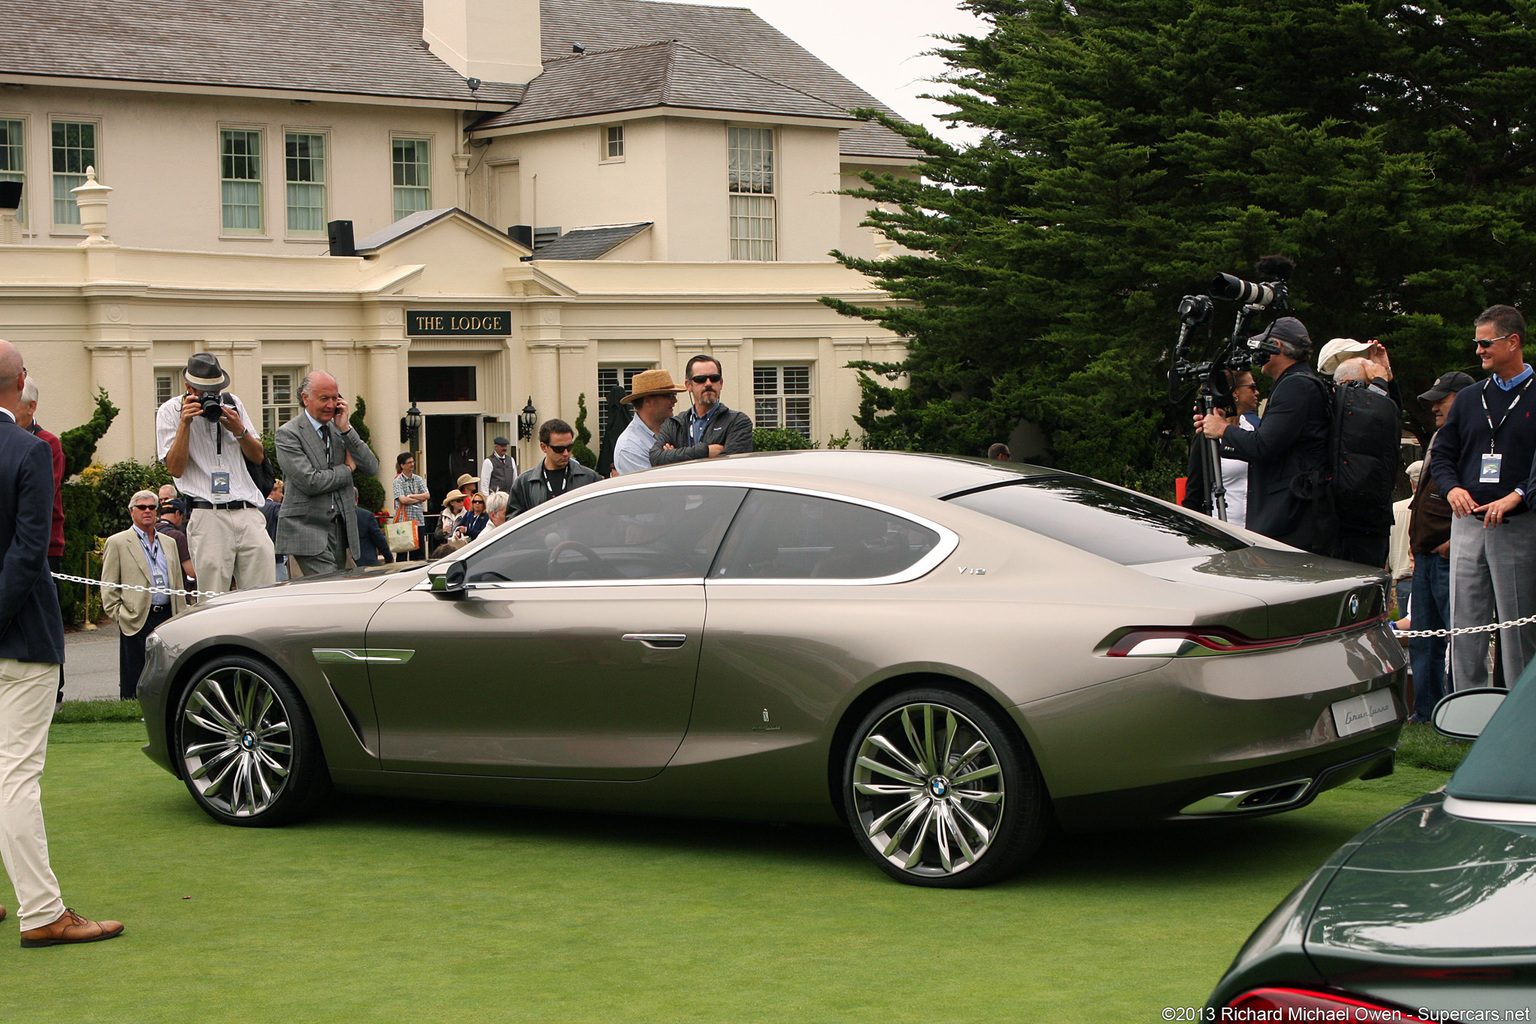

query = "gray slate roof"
[525,222,653,260]
[477,0,915,159]
[488,41,857,126]
[0,0,521,104]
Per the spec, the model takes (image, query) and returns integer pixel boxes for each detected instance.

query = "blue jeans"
[1409,552,1451,720]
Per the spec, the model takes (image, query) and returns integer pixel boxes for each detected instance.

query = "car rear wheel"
[844,688,1046,887]
[174,654,329,827]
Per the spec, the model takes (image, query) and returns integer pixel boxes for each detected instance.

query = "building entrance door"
[424,413,479,513]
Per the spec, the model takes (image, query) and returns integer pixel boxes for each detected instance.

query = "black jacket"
[648,403,753,466]
[354,506,392,566]
[507,461,602,517]
[0,417,65,664]
[1217,362,1330,544]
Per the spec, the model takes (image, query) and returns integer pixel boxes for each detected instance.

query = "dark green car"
[1207,666,1536,1020]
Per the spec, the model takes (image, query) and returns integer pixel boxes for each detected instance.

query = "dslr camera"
[193,388,236,422]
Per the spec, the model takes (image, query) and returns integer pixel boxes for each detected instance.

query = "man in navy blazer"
[0,338,123,946]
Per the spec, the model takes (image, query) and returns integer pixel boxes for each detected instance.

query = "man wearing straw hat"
[612,369,686,475]
[155,352,275,594]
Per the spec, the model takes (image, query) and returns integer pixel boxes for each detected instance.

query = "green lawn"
[3,723,1449,1024]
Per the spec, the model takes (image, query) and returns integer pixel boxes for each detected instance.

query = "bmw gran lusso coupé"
[138,451,1405,887]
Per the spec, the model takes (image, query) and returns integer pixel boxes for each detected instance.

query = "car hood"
[178,561,424,612]
[1135,547,1388,638]
[1307,793,1536,962]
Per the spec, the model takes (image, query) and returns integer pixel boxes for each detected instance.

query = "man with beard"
[649,355,753,465]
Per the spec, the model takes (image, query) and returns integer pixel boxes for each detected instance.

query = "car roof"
[638,450,1059,500]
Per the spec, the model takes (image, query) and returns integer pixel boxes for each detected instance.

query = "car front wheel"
[844,688,1046,887]
[175,654,330,826]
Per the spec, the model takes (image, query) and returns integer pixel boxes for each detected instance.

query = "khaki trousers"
[187,505,276,595]
[0,657,65,931]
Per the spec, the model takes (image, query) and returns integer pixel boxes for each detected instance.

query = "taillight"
[1105,616,1387,658]
[1226,988,1438,1021]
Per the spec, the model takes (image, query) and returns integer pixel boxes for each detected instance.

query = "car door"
[365,483,747,780]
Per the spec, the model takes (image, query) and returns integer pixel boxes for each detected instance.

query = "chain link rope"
[49,571,1536,640]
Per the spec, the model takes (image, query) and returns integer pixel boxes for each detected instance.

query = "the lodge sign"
[406,310,512,336]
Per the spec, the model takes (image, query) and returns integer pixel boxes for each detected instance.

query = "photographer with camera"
[154,353,275,594]
[1194,316,1332,552]
[1182,368,1260,528]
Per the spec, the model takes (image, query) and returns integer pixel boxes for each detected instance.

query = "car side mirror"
[1432,688,1506,741]
[429,559,467,599]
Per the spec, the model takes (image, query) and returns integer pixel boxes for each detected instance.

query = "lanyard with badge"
[210,413,232,498]
[139,534,167,593]
[541,464,570,498]
[1479,377,1533,484]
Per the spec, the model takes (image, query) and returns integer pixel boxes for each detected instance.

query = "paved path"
[63,623,125,702]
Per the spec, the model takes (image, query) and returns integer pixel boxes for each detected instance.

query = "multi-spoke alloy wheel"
[845,689,1045,887]
[175,655,328,827]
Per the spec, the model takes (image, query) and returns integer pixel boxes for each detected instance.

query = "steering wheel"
[547,540,604,578]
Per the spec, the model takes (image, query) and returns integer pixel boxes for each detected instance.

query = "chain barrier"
[1393,613,1536,640]
[47,569,1536,640]
[50,571,228,601]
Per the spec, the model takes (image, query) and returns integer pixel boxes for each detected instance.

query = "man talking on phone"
[274,371,379,577]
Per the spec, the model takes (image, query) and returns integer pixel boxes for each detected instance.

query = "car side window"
[464,486,747,583]
[709,489,940,581]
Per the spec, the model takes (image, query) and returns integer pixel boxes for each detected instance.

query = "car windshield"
[1445,659,1536,807]
[947,476,1247,566]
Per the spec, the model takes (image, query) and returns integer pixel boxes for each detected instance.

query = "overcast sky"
[683,0,988,143]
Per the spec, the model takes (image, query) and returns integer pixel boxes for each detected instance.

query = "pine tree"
[831,0,1536,490]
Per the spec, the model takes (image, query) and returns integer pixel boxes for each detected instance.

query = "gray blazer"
[274,414,380,558]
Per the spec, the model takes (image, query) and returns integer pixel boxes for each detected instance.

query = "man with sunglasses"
[101,490,188,700]
[649,355,753,466]
[507,418,601,517]
[1430,304,1536,691]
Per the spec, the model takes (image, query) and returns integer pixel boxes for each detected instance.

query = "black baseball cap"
[1419,371,1476,403]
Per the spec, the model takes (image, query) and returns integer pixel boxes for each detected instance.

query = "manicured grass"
[2,723,1448,1023]
[1396,720,1474,772]
[52,699,142,724]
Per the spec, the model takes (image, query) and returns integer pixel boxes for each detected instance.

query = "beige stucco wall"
[0,86,459,253]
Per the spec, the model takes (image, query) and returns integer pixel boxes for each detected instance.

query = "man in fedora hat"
[480,436,517,495]
[155,352,275,594]
[613,369,686,475]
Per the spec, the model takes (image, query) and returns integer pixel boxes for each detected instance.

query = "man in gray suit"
[275,371,379,577]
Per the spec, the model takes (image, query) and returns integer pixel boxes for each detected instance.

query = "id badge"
[152,571,166,590]
[1480,453,1504,484]
[211,471,231,496]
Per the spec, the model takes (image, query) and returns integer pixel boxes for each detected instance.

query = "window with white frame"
[754,364,811,438]
[728,126,775,261]
[155,371,176,411]
[285,131,326,235]
[392,137,431,221]
[262,368,301,435]
[603,125,625,161]
[597,365,650,441]
[1,119,25,225]
[220,128,264,233]
[51,120,96,226]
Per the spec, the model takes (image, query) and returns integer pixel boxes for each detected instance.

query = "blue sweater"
[1429,375,1536,513]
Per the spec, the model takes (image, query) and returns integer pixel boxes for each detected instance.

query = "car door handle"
[621,633,688,649]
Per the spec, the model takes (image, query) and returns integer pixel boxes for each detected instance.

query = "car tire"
[174,653,330,827]
[843,687,1047,887]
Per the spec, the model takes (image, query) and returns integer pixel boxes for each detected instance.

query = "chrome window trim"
[426,478,958,590]
[1442,794,1536,826]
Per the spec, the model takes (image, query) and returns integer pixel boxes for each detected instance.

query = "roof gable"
[476,40,857,128]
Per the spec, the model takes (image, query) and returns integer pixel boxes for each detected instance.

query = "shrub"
[572,392,597,468]
[753,427,814,451]
[350,395,386,512]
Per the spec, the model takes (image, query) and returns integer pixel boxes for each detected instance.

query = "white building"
[0,0,914,496]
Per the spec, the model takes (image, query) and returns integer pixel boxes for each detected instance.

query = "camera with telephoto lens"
[196,389,235,422]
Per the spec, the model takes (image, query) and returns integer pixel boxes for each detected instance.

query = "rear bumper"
[1052,739,1397,831]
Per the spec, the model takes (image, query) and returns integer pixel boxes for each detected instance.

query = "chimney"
[422,0,542,84]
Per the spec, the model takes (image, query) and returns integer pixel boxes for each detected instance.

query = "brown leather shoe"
[20,908,123,947]
[0,904,7,923]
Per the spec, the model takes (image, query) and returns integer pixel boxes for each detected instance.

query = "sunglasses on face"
[690,374,723,384]
[1476,333,1516,349]
[133,504,158,512]
[545,444,573,453]
[471,500,485,506]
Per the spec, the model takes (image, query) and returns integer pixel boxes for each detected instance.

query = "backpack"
[1284,376,1400,554]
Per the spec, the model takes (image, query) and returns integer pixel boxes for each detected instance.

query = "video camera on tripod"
[1167,255,1295,520]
